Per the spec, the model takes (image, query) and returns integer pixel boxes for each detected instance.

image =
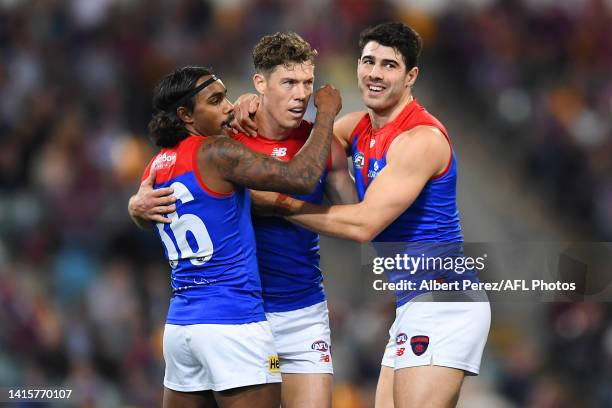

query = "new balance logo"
[271,147,287,157]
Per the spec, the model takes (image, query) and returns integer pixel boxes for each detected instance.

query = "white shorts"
[163,321,282,392]
[381,297,490,375]
[265,301,333,374]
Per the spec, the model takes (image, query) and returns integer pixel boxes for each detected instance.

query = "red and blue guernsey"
[232,121,329,313]
[142,135,265,325]
[350,99,478,306]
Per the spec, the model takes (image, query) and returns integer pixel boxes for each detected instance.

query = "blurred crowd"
[0,0,610,406]
[429,0,612,239]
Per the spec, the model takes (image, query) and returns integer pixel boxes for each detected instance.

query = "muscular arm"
[203,110,337,195]
[249,112,361,211]
[282,126,451,242]
[324,136,358,204]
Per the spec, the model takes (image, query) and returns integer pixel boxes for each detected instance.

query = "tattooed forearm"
[204,111,336,195]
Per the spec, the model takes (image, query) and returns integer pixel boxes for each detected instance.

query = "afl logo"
[396,333,408,345]
[354,152,365,169]
[311,340,329,352]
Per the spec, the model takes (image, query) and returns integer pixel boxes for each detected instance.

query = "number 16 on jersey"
[156,181,214,268]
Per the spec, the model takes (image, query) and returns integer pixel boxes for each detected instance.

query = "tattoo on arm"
[206,112,335,194]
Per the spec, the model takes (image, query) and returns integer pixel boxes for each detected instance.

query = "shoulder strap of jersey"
[381,103,451,153]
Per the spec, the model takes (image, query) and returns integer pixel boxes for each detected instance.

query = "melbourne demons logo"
[311,340,329,352]
[354,152,365,169]
[396,333,408,345]
[410,335,429,356]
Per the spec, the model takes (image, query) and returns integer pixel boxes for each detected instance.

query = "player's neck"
[184,124,204,137]
[369,93,414,130]
[254,109,292,140]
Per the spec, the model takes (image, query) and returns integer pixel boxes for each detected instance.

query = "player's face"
[190,76,234,136]
[256,62,314,130]
[357,41,416,113]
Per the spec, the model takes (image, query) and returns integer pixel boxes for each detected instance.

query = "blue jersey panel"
[154,171,265,324]
[253,170,328,312]
[351,127,478,306]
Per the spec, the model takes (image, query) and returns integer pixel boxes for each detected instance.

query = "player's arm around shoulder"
[250,133,357,216]
[128,166,177,229]
[198,84,342,195]
[284,125,450,242]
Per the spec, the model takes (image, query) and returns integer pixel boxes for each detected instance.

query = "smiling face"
[357,41,418,114]
[179,75,234,136]
[254,61,314,131]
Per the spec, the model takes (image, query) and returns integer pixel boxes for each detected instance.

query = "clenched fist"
[314,84,342,116]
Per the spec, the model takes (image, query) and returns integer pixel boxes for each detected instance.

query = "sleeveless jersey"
[350,99,478,306]
[142,135,265,324]
[232,121,329,312]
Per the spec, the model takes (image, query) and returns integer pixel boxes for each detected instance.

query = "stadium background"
[0,0,611,406]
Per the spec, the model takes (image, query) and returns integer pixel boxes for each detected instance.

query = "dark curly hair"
[252,32,318,75]
[148,66,213,148]
[358,22,422,70]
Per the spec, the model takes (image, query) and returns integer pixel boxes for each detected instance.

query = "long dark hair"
[148,66,213,147]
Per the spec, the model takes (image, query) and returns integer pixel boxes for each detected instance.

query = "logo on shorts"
[311,340,329,352]
[354,152,365,169]
[320,354,331,363]
[268,355,280,374]
[410,335,429,356]
[396,333,408,345]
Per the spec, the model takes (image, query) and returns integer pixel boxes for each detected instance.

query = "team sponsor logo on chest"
[368,159,382,179]
[152,152,176,170]
[271,147,288,157]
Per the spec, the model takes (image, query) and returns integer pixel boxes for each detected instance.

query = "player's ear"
[405,66,419,88]
[176,106,194,125]
[253,72,266,94]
